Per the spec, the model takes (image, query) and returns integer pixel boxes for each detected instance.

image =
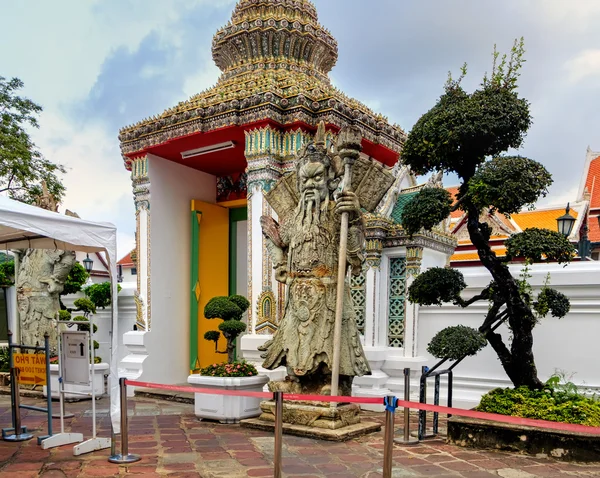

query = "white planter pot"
[187,374,269,424]
[43,363,109,401]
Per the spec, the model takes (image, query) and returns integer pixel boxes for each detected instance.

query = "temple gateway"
[118,0,455,402]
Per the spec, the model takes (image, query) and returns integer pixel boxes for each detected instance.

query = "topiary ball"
[427,325,487,361]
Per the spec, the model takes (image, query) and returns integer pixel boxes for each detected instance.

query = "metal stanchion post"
[382,395,396,478]
[4,368,33,442]
[38,333,53,444]
[273,391,283,478]
[108,378,141,464]
[395,368,418,445]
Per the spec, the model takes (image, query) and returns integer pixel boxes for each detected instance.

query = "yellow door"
[190,200,229,369]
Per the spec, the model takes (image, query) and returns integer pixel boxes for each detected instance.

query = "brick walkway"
[0,395,599,477]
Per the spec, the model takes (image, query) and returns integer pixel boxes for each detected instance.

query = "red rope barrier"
[127,380,272,399]
[126,379,600,436]
[395,399,600,436]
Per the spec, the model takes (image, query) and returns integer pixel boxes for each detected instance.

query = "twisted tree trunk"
[465,202,543,389]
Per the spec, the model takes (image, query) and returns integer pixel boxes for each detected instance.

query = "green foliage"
[0,260,14,287]
[427,325,487,361]
[408,267,466,306]
[203,295,250,363]
[58,310,71,321]
[204,331,221,343]
[205,296,243,321]
[0,76,66,204]
[219,320,247,337]
[534,287,570,319]
[84,281,121,309]
[73,297,96,316]
[228,295,250,317]
[71,315,98,334]
[62,262,89,296]
[0,347,9,372]
[402,78,531,179]
[401,188,452,237]
[476,385,600,426]
[468,156,552,215]
[200,360,258,378]
[506,228,576,265]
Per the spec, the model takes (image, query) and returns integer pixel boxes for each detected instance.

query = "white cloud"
[536,0,600,31]
[32,111,135,256]
[182,61,222,99]
[564,49,600,83]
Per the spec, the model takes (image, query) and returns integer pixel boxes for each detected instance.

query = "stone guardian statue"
[259,123,395,396]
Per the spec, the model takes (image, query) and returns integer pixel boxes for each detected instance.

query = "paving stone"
[162,452,201,464]
[497,469,538,478]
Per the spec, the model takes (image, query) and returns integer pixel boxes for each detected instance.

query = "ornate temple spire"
[119,0,406,162]
[212,0,338,79]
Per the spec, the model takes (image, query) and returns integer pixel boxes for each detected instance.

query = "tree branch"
[454,286,491,308]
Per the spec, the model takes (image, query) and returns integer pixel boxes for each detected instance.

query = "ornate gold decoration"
[406,246,423,278]
[255,289,277,335]
[119,0,406,164]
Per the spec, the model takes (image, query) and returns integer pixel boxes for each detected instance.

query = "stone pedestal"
[241,400,381,441]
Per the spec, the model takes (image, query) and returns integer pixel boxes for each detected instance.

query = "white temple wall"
[138,155,216,385]
[417,261,600,408]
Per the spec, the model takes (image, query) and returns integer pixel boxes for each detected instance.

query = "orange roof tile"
[450,247,507,263]
[512,208,577,232]
[589,215,600,242]
[584,156,600,209]
[446,186,463,219]
[117,250,135,266]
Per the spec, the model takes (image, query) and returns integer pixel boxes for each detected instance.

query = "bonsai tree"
[84,281,121,309]
[401,39,575,389]
[203,295,250,364]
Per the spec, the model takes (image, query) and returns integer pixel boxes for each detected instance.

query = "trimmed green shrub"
[477,385,600,426]
[427,325,487,361]
[203,295,250,365]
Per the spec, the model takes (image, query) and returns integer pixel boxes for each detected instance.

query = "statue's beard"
[296,189,329,234]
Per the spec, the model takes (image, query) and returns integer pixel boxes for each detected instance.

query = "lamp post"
[556,204,576,238]
[556,204,592,260]
[83,253,94,273]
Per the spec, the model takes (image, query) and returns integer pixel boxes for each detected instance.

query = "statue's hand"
[335,190,360,218]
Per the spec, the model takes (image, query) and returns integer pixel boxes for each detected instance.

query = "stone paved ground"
[0,394,599,477]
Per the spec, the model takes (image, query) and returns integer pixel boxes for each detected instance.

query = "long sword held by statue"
[330,126,363,404]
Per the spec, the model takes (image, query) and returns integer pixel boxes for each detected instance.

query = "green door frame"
[229,207,247,360]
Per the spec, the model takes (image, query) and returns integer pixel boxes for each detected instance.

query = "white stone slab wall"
[417,261,600,408]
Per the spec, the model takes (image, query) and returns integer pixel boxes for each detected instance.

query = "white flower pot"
[187,374,269,424]
[43,363,109,401]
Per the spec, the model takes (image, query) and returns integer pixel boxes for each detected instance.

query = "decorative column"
[120,155,151,393]
[354,217,392,411]
[131,155,151,332]
[364,240,383,348]
[403,246,423,358]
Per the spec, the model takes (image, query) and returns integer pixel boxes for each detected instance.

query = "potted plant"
[187,295,268,423]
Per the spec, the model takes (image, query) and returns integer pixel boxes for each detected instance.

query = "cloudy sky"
[2,0,599,257]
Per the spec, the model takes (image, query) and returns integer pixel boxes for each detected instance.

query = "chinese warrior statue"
[259,123,395,396]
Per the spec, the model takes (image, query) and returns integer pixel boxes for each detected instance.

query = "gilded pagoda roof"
[119,0,406,158]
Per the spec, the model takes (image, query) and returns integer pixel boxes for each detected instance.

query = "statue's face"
[299,161,328,202]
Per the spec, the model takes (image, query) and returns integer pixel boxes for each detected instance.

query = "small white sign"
[61,331,91,386]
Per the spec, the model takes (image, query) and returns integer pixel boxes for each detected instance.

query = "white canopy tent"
[0,195,121,434]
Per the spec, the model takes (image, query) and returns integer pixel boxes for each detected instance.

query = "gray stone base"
[241,417,381,441]
[240,400,381,441]
[447,415,600,462]
[258,400,362,430]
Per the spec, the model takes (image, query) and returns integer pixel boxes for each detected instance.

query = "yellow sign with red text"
[13,353,47,386]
